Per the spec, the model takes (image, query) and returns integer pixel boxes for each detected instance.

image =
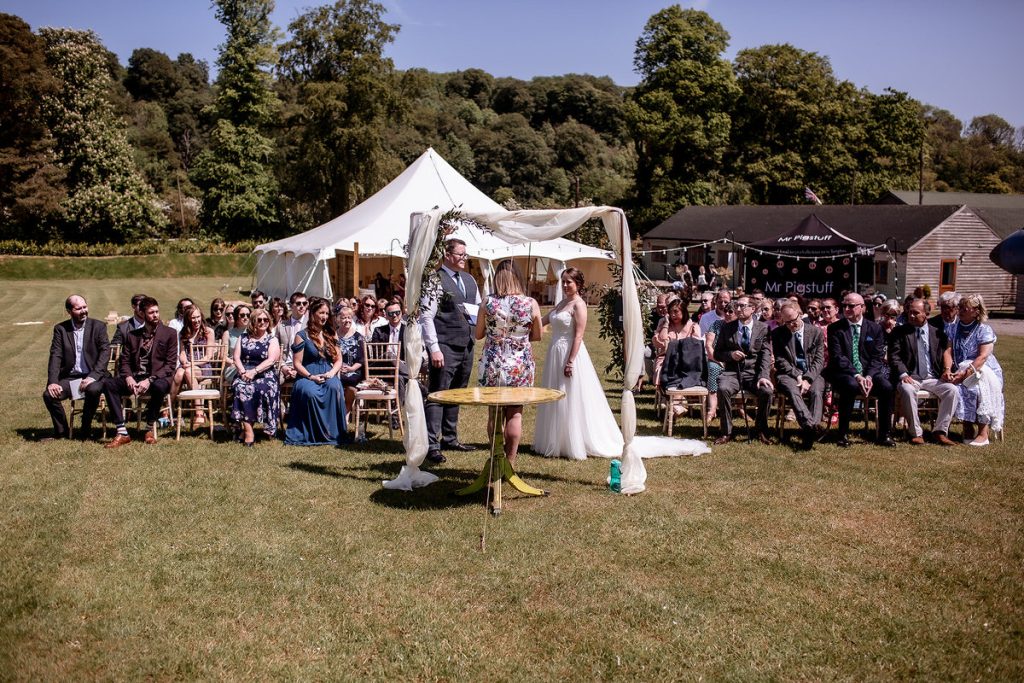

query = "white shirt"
[279,316,306,364]
[71,319,90,376]
[698,309,721,337]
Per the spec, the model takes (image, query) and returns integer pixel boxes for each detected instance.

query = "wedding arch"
[382,206,650,495]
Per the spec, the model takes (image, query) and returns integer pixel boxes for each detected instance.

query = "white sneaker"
[968,438,990,447]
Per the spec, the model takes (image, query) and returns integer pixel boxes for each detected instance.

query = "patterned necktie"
[917,327,930,379]
[741,324,750,353]
[454,271,466,298]
[851,324,863,374]
[795,330,806,371]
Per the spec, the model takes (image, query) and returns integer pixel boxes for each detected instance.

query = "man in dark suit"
[372,300,415,428]
[101,296,179,448]
[773,302,826,449]
[42,295,111,440]
[713,296,774,445]
[826,292,896,448]
[889,298,958,446]
[110,293,148,347]
[419,238,480,463]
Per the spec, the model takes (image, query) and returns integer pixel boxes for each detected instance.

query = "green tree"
[730,44,858,204]
[278,0,401,222]
[0,14,66,239]
[193,0,280,240]
[39,27,164,242]
[625,6,739,229]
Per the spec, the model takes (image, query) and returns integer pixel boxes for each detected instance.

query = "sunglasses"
[237,313,251,318]
[255,318,270,324]
[213,306,225,312]
[386,310,402,317]
[293,300,308,307]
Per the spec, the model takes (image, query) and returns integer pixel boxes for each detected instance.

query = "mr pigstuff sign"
[745,255,854,297]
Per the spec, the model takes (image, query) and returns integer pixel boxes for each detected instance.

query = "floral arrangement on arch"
[405,207,490,318]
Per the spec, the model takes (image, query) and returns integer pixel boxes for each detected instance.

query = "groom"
[419,238,480,463]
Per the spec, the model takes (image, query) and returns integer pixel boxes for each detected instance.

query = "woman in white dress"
[534,268,709,460]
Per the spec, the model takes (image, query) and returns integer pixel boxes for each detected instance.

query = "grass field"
[2,277,1022,680]
[0,253,254,281]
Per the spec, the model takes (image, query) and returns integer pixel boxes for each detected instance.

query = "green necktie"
[852,324,863,374]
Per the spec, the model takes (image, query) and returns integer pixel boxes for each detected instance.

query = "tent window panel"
[874,260,889,285]
[939,259,956,293]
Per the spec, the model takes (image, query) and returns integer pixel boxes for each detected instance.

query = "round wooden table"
[428,387,564,515]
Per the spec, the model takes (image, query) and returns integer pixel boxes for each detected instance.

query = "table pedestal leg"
[454,409,547,511]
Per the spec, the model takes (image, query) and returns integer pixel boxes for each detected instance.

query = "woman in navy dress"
[333,304,365,414]
[285,298,348,446]
[230,309,280,446]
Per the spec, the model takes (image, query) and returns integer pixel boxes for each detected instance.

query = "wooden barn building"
[642,201,1024,310]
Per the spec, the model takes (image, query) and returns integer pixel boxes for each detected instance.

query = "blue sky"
[5,0,1022,129]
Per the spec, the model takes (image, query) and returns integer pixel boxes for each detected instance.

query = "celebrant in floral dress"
[230,309,280,446]
[475,259,542,464]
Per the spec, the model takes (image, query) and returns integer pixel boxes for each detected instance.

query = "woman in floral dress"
[230,309,280,446]
[333,304,365,414]
[474,259,542,464]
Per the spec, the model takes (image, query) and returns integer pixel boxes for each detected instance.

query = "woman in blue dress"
[946,293,1004,446]
[230,309,280,446]
[285,298,348,446]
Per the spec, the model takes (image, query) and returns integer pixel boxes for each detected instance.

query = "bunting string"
[635,237,892,263]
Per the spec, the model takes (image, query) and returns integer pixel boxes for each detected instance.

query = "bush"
[0,239,255,256]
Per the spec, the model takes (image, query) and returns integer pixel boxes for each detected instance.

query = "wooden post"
[353,242,360,298]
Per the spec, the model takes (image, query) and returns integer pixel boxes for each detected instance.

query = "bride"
[533,268,709,460]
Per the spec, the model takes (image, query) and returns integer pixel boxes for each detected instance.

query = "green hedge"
[0,239,256,256]
[0,253,253,280]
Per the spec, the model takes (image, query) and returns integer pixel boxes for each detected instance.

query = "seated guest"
[269,297,288,328]
[355,294,386,337]
[275,292,309,381]
[111,293,148,347]
[221,304,250,382]
[648,294,668,339]
[889,298,958,446]
[691,291,713,325]
[207,298,227,337]
[698,289,731,337]
[230,308,280,446]
[102,297,178,447]
[712,296,774,445]
[652,299,698,389]
[371,299,408,380]
[772,302,826,449]
[285,297,347,446]
[947,294,1003,447]
[878,299,902,342]
[703,301,738,424]
[826,293,895,448]
[334,304,365,413]
[931,291,959,340]
[250,290,267,310]
[43,295,111,440]
[167,298,193,334]
[805,299,822,324]
[172,304,217,427]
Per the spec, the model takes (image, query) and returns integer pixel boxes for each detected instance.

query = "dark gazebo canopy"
[748,213,871,256]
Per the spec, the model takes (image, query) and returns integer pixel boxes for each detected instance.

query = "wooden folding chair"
[352,341,404,439]
[175,343,228,440]
[663,386,709,438]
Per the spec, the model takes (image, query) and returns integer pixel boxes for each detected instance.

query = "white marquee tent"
[253,148,612,300]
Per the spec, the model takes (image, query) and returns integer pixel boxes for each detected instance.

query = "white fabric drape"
[382,207,648,494]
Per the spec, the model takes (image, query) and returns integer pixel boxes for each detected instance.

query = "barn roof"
[878,190,1024,209]
[644,205,964,248]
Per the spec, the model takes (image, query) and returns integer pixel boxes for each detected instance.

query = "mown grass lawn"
[1,277,1022,680]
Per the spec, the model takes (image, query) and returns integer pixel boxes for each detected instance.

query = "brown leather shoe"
[932,432,956,447]
[104,434,132,449]
[909,436,925,445]
[144,431,157,445]
[756,432,773,446]
[713,434,733,445]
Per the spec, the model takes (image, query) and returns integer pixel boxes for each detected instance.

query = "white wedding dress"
[533,306,710,460]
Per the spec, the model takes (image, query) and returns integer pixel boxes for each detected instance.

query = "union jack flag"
[804,187,822,205]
